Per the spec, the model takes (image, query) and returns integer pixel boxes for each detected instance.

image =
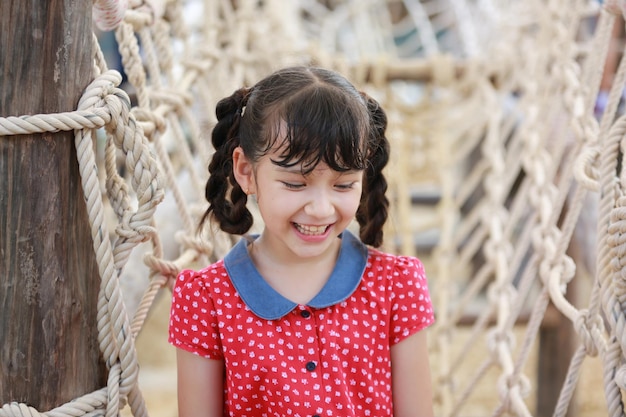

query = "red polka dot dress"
[169,231,434,416]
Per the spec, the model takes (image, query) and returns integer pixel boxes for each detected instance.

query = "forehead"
[257,114,367,175]
[262,144,326,172]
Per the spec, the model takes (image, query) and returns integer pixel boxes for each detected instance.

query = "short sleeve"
[389,256,435,345]
[168,268,223,359]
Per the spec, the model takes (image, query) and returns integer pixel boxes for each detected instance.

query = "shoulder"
[364,249,431,309]
[169,261,230,359]
[366,251,434,342]
[172,260,230,301]
[366,249,427,280]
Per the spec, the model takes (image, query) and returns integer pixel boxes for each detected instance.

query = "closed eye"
[281,181,305,189]
[335,182,357,190]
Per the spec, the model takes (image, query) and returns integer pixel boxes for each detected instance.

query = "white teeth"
[295,223,328,235]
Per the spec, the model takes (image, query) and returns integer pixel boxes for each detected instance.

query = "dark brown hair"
[202,66,390,246]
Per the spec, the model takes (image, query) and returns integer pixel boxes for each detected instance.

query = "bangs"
[265,86,369,174]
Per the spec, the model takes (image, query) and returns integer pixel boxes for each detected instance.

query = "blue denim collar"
[223,230,368,320]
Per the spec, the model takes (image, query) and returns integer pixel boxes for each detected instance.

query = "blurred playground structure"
[3,0,626,416]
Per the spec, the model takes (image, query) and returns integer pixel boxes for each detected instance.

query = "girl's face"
[233,144,363,263]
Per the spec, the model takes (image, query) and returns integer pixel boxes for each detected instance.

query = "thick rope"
[0,67,160,416]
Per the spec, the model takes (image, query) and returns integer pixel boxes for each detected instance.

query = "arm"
[176,348,224,417]
[391,330,434,417]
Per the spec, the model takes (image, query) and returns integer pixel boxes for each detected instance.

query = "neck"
[248,236,341,305]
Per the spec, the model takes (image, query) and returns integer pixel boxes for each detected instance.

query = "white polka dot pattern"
[169,249,434,416]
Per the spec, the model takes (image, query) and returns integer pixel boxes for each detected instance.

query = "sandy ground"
[120,287,608,417]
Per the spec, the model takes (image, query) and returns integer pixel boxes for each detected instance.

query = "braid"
[357,93,390,247]
[200,87,253,234]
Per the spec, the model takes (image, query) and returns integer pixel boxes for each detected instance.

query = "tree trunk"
[0,0,106,410]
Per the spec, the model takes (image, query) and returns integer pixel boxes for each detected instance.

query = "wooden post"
[536,303,576,417]
[0,0,106,410]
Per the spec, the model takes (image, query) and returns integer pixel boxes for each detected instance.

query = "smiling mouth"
[294,223,330,236]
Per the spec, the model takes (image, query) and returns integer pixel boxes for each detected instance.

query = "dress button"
[313,415,321,417]
[305,361,316,371]
[301,310,311,318]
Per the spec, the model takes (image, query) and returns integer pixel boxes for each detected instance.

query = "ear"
[232,146,255,195]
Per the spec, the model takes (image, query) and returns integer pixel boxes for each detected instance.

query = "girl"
[169,66,435,417]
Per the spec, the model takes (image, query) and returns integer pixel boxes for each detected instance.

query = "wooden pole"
[536,303,577,417]
[0,0,106,410]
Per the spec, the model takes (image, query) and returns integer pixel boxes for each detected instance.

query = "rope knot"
[487,328,516,355]
[574,144,601,191]
[132,107,167,137]
[574,309,603,357]
[487,282,517,306]
[539,249,575,293]
[77,70,124,111]
[497,373,532,410]
[93,0,129,31]
[534,227,557,271]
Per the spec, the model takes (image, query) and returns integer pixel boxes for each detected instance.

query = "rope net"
[1,0,625,415]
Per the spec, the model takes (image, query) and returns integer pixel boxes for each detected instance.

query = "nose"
[304,188,335,218]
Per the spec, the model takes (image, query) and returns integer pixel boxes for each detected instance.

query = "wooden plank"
[0,0,106,409]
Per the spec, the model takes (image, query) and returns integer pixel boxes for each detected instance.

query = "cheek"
[255,190,294,213]
[340,192,363,215]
